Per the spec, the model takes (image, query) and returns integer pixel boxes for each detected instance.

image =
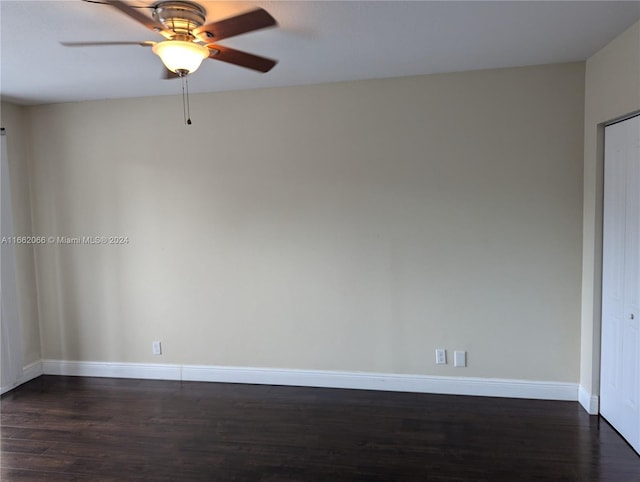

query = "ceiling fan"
[62,0,278,77]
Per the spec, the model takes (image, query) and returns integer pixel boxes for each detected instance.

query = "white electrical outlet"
[454,350,466,367]
[152,341,162,355]
[435,348,447,365]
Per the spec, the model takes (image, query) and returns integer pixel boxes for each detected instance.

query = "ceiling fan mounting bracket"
[152,1,207,38]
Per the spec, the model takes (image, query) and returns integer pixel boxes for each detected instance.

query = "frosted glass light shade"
[152,40,209,74]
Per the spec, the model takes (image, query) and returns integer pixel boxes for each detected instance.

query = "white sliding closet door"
[601,114,640,455]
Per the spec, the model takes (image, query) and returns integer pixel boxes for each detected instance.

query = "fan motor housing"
[152,1,207,37]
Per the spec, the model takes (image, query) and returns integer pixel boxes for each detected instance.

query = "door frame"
[598,112,640,453]
[594,110,640,409]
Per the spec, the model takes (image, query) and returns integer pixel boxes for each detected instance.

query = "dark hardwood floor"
[1,376,639,481]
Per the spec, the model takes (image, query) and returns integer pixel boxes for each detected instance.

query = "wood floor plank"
[1,376,639,481]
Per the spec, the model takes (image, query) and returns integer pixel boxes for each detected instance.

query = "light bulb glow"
[152,40,209,74]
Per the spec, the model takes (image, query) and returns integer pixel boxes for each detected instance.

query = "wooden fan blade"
[106,1,170,37]
[193,8,276,43]
[207,45,277,73]
[61,41,155,47]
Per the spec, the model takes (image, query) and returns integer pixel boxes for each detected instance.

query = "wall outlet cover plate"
[454,350,466,367]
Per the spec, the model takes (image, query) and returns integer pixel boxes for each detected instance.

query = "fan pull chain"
[180,72,193,126]
[186,74,192,125]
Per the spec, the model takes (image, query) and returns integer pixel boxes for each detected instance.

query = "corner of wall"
[578,384,599,415]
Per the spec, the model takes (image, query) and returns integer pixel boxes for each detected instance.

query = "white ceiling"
[1,0,639,105]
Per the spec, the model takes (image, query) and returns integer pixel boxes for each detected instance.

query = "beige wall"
[581,21,640,396]
[1,102,42,365]
[25,62,585,381]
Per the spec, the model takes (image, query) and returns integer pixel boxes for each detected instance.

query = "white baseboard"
[42,360,180,380]
[0,360,44,395]
[578,385,599,414]
[22,360,44,382]
[40,359,578,402]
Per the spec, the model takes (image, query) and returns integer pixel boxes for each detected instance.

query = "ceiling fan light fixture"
[152,40,209,74]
